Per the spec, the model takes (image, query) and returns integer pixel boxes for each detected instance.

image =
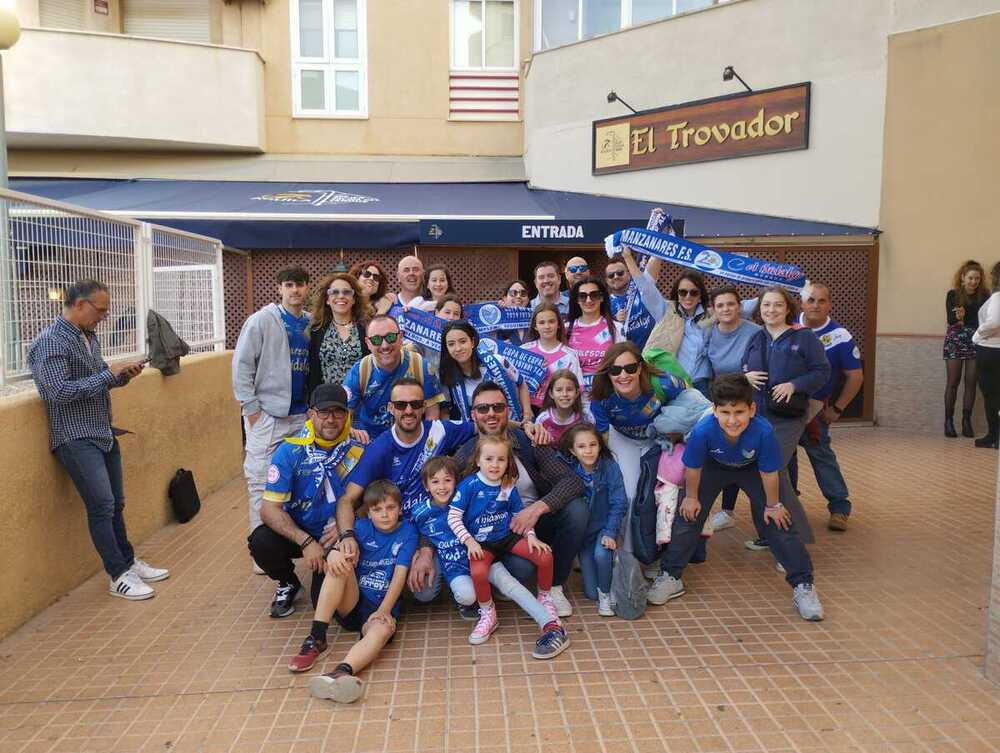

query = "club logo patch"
[266,464,280,484]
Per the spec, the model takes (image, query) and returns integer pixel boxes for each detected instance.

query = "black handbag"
[168,469,201,523]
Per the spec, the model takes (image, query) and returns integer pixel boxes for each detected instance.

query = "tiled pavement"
[1,429,998,753]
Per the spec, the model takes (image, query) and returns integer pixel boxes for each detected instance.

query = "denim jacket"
[570,456,628,541]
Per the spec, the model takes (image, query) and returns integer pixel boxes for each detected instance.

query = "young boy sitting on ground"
[287,479,418,703]
[651,373,825,622]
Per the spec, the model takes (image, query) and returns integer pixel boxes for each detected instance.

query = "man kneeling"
[652,373,824,622]
[289,480,417,704]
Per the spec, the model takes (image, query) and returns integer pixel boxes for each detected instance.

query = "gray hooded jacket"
[232,303,310,418]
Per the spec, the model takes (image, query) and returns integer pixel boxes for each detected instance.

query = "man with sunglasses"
[250,384,365,618]
[342,315,444,443]
[332,377,477,614]
[455,382,588,617]
[531,261,570,317]
[564,256,591,290]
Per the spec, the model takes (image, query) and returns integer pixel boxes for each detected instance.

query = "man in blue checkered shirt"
[29,279,170,602]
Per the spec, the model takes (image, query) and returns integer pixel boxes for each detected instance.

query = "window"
[535,0,716,50]
[451,0,516,70]
[290,0,367,117]
[123,0,211,43]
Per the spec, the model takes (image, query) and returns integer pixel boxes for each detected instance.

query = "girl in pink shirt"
[520,303,585,411]
[566,278,623,395]
[534,369,594,447]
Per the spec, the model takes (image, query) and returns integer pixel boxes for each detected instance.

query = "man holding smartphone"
[29,279,169,601]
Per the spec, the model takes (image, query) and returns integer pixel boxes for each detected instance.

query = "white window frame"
[449,0,520,73]
[289,0,369,119]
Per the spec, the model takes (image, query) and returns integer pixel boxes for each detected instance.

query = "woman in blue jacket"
[742,287,830,546]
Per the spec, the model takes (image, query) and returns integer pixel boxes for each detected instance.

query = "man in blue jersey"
[605,248,667,350]
[342,315,444,443]
[794,283,864,532]
[250,384,365,619]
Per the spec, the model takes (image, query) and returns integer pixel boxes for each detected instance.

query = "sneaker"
[109,571,154,601]
[537,592,560,624]
[532,626,570,660]
[775,562,786,575]
[597,590,614,617]
[288,635,327,673]
[710,510,735,531]
[252,559,265,575]
[469,605,498,645]
[745,537,769,551]
[548,585,573,617]
[647,572,685,605]
[130,559,169,582]
[793,583,824,621]
[457,603,480,621]
[270,581,300,619]
[828,513,848,532]
[310,670,364,703]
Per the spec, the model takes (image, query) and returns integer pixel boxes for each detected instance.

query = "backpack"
[357,350,426,394]
[168,469,201,524]
[629,445,663,565]
[641,347,692,402]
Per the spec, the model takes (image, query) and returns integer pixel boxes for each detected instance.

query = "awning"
[10,178,876,249]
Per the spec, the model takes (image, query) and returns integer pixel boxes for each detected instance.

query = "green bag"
[641,347,692,402]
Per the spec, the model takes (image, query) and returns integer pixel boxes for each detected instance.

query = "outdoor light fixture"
[722,66,753,93]
[606,90,638,115]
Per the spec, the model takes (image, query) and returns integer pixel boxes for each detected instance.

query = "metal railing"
[0,188,226,386]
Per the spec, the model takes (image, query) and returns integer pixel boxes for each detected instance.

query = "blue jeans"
[794,420,851,516]
[579,533,614,600]
[55,439,134,579]
[502,496,589,589]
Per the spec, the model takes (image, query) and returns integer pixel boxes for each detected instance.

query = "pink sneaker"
[469,604,498,645]
[537,591,560,625]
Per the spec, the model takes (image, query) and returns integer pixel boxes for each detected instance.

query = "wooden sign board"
[593,82,810,174]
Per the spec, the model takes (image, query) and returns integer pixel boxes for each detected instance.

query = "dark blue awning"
[10,178,876,249]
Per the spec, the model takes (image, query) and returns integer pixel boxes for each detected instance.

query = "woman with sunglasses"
[307,273,370,392]
[566,278,623,396]
[348,261,394,317]
[643,271,713,385]
[494,280,531,346]
[438,321,533,423]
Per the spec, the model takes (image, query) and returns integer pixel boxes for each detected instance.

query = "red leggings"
[470,538,553,603]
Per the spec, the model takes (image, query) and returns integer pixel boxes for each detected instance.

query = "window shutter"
[123,0,211,43]
[39,0,86,30]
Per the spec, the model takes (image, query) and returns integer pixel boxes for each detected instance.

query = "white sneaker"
[548,585,573,617]
[130,559,170,582]
[252,559,265,575]
[647,572,685,605]
[109,571,154,601]
[597,590,614,617]
[709,510,735,531]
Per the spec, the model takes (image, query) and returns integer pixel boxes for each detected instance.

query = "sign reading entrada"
[593,83,810,174]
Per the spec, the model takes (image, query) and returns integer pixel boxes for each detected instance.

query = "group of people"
[27,242,883,707]
[941,260,1000,448]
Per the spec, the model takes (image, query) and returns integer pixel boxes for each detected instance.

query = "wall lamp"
[722,66,753,92]
[606,90,638,115]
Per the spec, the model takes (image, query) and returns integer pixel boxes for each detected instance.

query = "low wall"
[0,352,242,640]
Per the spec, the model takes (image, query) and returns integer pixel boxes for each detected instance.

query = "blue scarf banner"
[605,226,806,290]
[465,303,532,335]
[478,337,548,394]
[398,308,446,351]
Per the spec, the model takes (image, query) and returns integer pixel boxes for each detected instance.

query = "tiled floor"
[1,429,999,753]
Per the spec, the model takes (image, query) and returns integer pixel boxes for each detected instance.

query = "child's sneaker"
[537,591,560,624]
[310,670,364,703]
[709,510,735,530]
[597,590,614,617]
[532,624,570,660]
[647,572,685,605]
[548,585,573,617]
[744,537,769,551]
[288,635,327,673]
[469,604,498,645]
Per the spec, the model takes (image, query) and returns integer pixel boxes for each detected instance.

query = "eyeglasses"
[360,270,381,281]
[314,407,347,420]
[677,288,701,298]
[577,290,604,302]
[472,402,508,415]
[608,362,641,376]
[368,332,400,346]
[507,288,529,297]
[567,264,590,274]
[606,269,627,280]
[328,287,355,298]
[390,399,425,411]
[82,299,110,315]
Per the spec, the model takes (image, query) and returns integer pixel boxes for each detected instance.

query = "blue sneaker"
[532,626,570,660]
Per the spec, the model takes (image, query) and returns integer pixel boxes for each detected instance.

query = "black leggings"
[976,346,1000,438]
[944,358,978,416]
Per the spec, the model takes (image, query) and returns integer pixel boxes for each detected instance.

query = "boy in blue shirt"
[649,374,824,622]
[288,480,418,704]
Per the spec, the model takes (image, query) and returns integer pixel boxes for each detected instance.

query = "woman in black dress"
[943,260,989,437]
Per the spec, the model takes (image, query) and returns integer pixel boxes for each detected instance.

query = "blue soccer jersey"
[408,493,470,579]
[354,517,418,615]
[590,374,686,440]
[450,473,524,544]
[683,414,783,473]
[342,352,445,439]
[279,306,311,415]
[801,316,863,400]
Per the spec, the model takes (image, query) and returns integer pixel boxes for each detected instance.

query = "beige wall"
[13,0,121,31]
[0,352,242,640]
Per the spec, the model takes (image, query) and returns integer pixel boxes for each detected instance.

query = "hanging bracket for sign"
[593,82,810,174]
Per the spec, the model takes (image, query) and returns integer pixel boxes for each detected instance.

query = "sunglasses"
[567,264,590,274]
[606,269,627,279]
[472,402,508,415]
[608,362,641,376]
[328,287,355,298]
[677,288,701,298]
[577,290,604,302]
[508,288,529,297]
[360,270,381,280]
[390,399,425,411]
[368,332,400,346]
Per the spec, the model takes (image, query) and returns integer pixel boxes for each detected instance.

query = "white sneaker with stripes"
[109,571,154,600]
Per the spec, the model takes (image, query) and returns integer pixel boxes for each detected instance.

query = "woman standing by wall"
[943,260,989,437]
[972,262,1000,448]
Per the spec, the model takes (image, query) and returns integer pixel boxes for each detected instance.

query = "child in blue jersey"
[561,424,627,617]
[288,480,418,704]
[651,374,824,622]
[448,435,569,658]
